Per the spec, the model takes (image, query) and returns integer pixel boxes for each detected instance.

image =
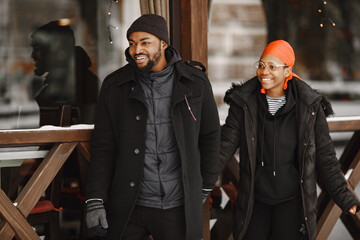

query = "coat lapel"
[129,81,146,106]
[171,75,193,107]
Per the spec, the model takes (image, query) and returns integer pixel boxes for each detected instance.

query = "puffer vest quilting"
[136,65,184,209]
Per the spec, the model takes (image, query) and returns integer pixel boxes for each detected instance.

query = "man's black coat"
[86,58,220,240]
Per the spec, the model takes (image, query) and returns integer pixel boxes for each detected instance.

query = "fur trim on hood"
[224,77,334,117]
[319,94,334,117]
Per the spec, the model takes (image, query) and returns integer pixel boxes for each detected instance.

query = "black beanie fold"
[127,14,169,45]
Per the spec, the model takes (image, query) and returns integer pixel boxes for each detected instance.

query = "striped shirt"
[266,95,286,115]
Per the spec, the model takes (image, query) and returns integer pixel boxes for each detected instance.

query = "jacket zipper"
[151,81,164,207]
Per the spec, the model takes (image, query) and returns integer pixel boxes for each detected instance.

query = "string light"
[107,0,120,44]
[318,0,335,28]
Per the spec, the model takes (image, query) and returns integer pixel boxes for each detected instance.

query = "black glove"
[86,199,108,237]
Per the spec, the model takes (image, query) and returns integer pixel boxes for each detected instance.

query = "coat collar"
[174,61,196,82]
[112,61,197,106]
[115,64,137,86]
[225,76,323,108]
[171,61,197,106]
[119,60,196,84]
[289,78,322,106]
[115,48,194,87]
[224,76,260,107]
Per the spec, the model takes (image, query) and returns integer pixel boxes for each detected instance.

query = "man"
[31,20,98,124]
[31,20,76,108]
[85,14,220,240]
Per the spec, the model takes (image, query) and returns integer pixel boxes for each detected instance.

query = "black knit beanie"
[126,14,169,45]
[31,20,75,46]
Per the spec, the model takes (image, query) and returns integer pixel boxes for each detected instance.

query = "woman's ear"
[285,66,292,78]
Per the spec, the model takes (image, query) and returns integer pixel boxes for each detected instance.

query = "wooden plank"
[316,131,360,238]
[16,143,77,215]
[339,151,360,238]
[316,177,360,240]
[0,129,92,146]
[327,116,360,132]
[77,142,91,162]
[347,150,360,189]
[59,105,72,127]
[339,131,360,173]
[0,189,40,239]
[0,142,77,239]
[316,199,342,240]
[180,0,209,67]
[203,198,211,240]
[340,213,360,239]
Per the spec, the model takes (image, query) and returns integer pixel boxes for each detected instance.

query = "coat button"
[136,115,141,120]
[131,87,135,91]
[134,148,140,154]
[301,179,304,183]
[252,137,255,141]
[304,143,307,146]
[312,112,315,115]
[304,217,308,221]
[129,181,135,187]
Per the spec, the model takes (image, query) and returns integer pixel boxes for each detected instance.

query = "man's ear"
[285,66,292,78]
[162,40,168,49]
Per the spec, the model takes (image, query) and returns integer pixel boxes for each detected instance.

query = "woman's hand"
[348,205,357,214]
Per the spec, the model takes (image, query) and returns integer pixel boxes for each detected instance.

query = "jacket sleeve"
[198,77,220,190]
[219,102,242,174]
[86,80,116,201]
[315,106,360,213]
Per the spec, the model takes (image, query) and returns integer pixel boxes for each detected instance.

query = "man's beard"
[33,58,47,76]
[138,58,155,73]
[135,43,162,73]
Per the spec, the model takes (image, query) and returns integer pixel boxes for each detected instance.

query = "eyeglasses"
[254,61,288,72]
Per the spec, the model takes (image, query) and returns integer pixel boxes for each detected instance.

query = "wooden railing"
[0,125,211,240]
[316,116,360,239]
[0,125,92,239]
[0,116,359,239]
[214,116,360,240]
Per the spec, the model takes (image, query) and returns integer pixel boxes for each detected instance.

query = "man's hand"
[86,199,108,237]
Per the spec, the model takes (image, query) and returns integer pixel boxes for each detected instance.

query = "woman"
[219,40,359,239]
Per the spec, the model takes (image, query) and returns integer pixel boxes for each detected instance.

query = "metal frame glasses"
[254,61,288,72]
